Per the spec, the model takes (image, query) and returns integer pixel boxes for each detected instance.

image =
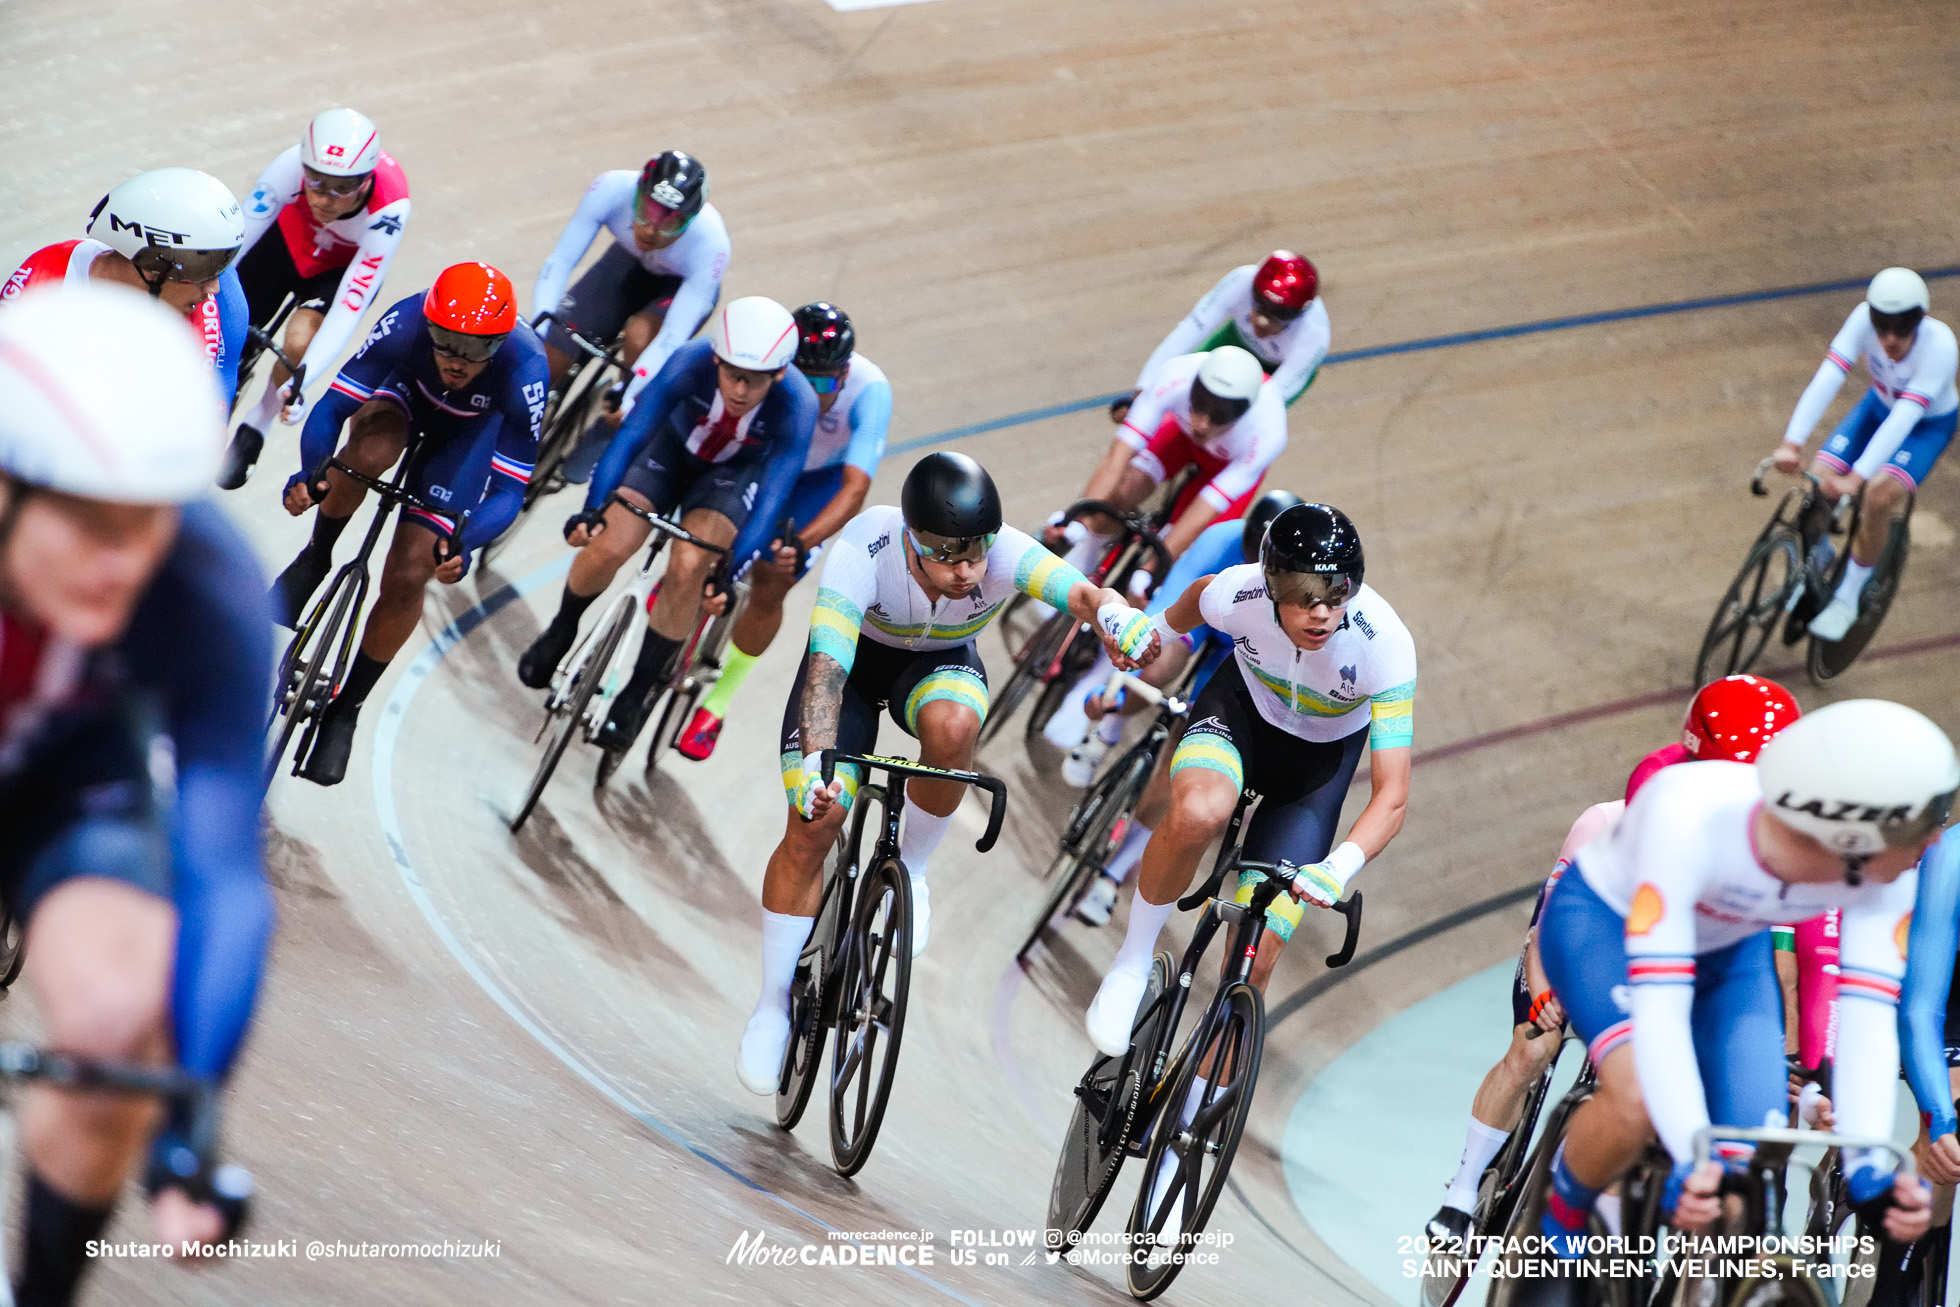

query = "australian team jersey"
[1196,563,1415,747]
[809,506,1088,669]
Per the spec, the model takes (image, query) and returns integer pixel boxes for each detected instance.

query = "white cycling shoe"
[1042,686,1093,750]
[1808,597,1859,642]
[1075,875,1120,926]
[909,877,930,958]
[1061,737,1109,788]
[1086,966,1149,1057]
[737,1006,791,1096]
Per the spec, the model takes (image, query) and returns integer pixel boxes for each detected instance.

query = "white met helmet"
[1756,698,1960,858]
[1868,267,1930,316]
[86,168,245,288]
[301,108,382,177]
[0,285,225,503]
[1196,345,1264,403]
[709,297,797,371]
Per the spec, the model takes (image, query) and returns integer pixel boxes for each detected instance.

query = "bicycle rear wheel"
[511,608,628,832]
[828,852,912,1176]
[1809,513,1909,683]
[1017,746,1151,959]
[1046,951,1171,1249]
[267,568,360,778]
[1694,529,1802,686]
[1126,979,1264,1301]
[979,611,1074,746]
[778,785,880,1130]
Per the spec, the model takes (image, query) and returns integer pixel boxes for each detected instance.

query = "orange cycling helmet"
[1685,674,1801,763]
[424,262,517,362]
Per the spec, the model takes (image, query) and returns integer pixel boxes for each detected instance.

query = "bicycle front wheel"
[828,853,912,1176]
[778,786,880,1130]
[267,568,361,779]
[1809,514,1909,684]
[511,609,628,832]
[1695,529,1802,686]
[1126,979,1264,1301]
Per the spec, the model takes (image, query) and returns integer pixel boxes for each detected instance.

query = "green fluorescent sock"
[699,648,759,718]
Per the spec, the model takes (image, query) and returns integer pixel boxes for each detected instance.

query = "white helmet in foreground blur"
[0,284,225,502]
[1756,698,1959,857]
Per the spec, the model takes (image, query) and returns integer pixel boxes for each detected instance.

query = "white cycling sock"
[899,800,955,883]
[1042,662,1105,749]
[1064,528,1115,577]
[1594,1192,1622,1237]
[1093,710,1125,747]
[1831,557,1874,607]
[1441,1117,1510,1213]
[1111,891,1175,980]
[754,910,815,1020]
[246,376,284,432]
[1103,821,1154,887]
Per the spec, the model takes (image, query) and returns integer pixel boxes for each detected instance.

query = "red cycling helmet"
[1684,674,1801,763]
[424,263,517,363]
[1252,251,1318,318]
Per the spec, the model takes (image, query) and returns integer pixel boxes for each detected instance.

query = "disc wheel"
[778,786,879,1130]
[1809,514,1909,683]
[267,569,360,779]
[1046,952,1171,1249]
[511,612,627,832]
[1693,529,1802,686]
[1126,980,1264,1301]
[828,853,912,1176]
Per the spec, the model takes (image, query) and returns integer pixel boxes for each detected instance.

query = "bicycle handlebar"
[1057,499,1174,582]
[1691,1124,1912,1176]
[1177,858,1364,968]
[609,498,731,555]
[1097,669,1187,716]
[816,750,1010,854]
[316,458,471,540]
[1751,454,1822,498]
[530,312,614,363]
[246,325,306,403]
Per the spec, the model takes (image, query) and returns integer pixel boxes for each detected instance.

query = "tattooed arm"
[799,651,849,761]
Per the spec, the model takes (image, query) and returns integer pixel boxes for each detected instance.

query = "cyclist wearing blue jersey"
[516,297,818,754]
[675,303,890,760]
[268,262,546,785]
[0,286,274,1305]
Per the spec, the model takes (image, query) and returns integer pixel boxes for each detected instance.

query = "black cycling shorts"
[235,232,343,327]
[617,418,764,531]
[544,245,709,355]
[777,639,989,809]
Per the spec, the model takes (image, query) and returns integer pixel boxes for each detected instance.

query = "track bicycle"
[1016,667,1193,960]
[772,751,1008,1177]
[1045,788,1362,1300]
[1694,456,1912,687]
[267,442,465,782]
[507,500,727,830]
[218,321,308,489]
[481,315,624,562]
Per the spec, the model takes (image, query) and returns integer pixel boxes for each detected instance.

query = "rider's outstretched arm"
[300,196,411,388]
[1782,307,1864,450]
[619,245,728,412]
[1833,875,1917,1183]
[726,373,818,575]
[1903,829,1960,1141]
[293,305,411,485]
[530,173,613,322]
[583,340,707,513]
[238,148,301,261]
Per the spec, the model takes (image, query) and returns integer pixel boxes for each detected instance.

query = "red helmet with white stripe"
[302,108,381,178]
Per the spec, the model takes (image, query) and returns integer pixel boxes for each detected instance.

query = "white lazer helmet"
[1868,267,1930,316]
[1756,698,1959,858]
[709,297,797,371]
[86,168,245,289]
[0,285,225,503]
[1196,345,1264,402]
[301,108,382,177]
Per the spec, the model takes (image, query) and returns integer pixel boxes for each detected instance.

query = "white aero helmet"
[301,108,382,177]
[0,284,225,503]
[86,168,245,288]
[1196,345,1264,403]
[1756,698,1960,857]
[1868,267,1930,316]
[709,296,797,371]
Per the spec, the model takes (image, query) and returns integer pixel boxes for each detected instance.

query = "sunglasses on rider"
[633,192,694,236]
[908,526,994,565]
[428,323,508,364]
[802,369,846,395]
[1265,568,1355,610]
[1870,307,1925,339]
[129,244,237,286]
[301,165,373,199]
[1252,296,1305,323]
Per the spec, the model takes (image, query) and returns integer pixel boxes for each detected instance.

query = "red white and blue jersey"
[298,292,547,552]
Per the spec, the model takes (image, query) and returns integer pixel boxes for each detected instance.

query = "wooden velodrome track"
[9,0,1960,1301]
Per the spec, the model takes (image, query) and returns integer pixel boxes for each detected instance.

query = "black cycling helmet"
[1241,489,1304,561]
[1260,503,1363,608]
[902,452,1002,563]
[635,151,708,227]
[793,302,854,372]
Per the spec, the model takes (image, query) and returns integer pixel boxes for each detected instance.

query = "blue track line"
[885,264,1960,456]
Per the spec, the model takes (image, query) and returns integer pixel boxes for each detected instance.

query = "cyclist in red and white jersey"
[217,108,412,489]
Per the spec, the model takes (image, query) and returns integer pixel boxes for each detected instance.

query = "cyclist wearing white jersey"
[736,454,1155,1094]
[1529,700,1950,1256]
[1772,268,1959,641]
[531,151,729,411]
[1120,251,1329,419]
[676,304,890,760]
[1084,503,1415,1056]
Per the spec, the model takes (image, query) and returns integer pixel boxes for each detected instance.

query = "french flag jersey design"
[299,292,547,552]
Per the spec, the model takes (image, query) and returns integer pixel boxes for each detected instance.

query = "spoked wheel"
[1046,952,1171,1249]
[1126,980,1264,1302]
[1017,749,1150,960]
[1422,1056,1559,1307]
[511,612,627,832]
[778,785,878,1130]
[828,854,912,1176]
[1809,513,1909,683]
[267,569,360,779]
[1694,529,1803,686]
[978,611,1074,746]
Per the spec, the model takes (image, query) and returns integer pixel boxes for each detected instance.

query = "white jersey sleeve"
[1783,306,1865,447]
[1831,874,1915,1170]
[807,510,886,672]
[1269,299,1332,405]
[621,204,731,411]
[1136,267,1248,390]
[1200,384,1288,511]
[301,196,410,380]
[239,147,305,258]
[531,171,627,322]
